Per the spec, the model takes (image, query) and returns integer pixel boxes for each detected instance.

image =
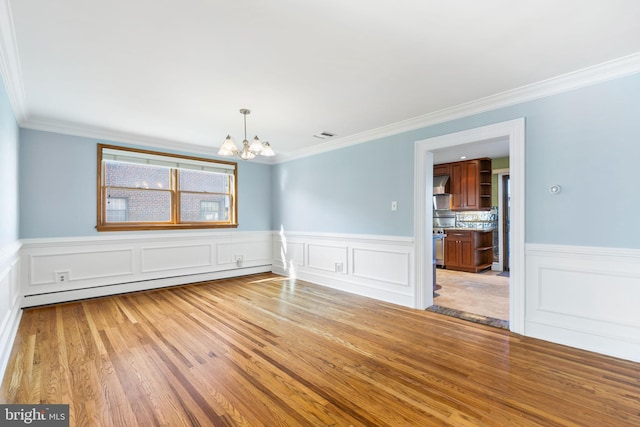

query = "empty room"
[1,1,639,425]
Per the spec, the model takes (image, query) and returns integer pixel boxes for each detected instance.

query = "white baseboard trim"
[271,266,415,307]
[22,265,271,307]
[525,243,640,362]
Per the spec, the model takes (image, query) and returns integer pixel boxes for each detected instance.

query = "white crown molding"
[0,0,27,123]
[15,54,640,166]
[277,52,640,163]
[22,115,220,156]
[20,116,276,164]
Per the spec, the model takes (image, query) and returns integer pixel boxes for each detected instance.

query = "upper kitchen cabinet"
[450,158,492,211]
[433,163,450,177]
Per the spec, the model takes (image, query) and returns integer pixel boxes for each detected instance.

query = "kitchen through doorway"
[431,150,511,326]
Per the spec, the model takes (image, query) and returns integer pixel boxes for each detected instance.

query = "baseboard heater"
[21,265,272,308]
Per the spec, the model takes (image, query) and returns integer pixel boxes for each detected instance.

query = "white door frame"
[413,118,525,334]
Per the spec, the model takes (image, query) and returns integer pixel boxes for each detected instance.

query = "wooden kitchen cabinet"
[433,163,450,177]
[449,158,492,211]
[444,229,493,273]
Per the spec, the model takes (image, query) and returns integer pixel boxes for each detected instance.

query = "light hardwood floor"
[2,273,639,426]
[434,268,510,320]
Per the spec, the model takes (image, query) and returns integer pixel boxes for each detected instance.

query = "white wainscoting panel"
[30,248,134,285]
[0,242,23,382]
[526,243,640,363]
[352,248,410,287]
[21,231,272,307]
[272,232,415,307]
[217,239,272,266]
[307,243,348,273]
[142,244,212,273]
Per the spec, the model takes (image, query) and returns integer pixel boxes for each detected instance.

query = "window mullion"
[172,168,179,224]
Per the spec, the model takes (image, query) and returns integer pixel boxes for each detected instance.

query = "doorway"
[413,118,525,334]
[431,157,509,326]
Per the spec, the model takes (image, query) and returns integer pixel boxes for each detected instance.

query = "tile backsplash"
[455,207,498,230]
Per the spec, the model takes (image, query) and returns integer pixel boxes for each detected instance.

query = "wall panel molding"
[20,231,272,307]
[272,231,415,307]
[525,243,640,363]
[29,248,134,285]
[141,244,212,273]
[351,248,410,287]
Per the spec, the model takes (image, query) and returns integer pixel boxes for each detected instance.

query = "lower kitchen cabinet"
[444,229,493,273]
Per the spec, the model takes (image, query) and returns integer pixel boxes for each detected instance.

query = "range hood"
[433,175,449,194]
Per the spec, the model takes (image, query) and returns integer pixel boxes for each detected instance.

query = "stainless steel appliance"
[433,205,454,267]
[433,177,454,268]
[432,231,445,294]
[433,175,449,194]
[433,194,451,211]
[433,228,447,267]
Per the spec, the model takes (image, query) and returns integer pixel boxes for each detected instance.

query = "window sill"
[96,223,239,232]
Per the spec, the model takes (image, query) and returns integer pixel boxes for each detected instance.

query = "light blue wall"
[273,137,414,236]
[19,129,272,238]
[0,78,19,247]
[273,72,640,249]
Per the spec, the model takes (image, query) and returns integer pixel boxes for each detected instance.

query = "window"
[97,144,237,231]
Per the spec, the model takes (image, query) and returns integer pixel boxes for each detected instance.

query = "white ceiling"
[6,0,640,160]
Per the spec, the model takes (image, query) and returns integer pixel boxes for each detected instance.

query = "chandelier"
[218,109,275,160]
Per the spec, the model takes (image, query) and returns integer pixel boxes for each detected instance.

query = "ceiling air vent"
[313,131,336,139]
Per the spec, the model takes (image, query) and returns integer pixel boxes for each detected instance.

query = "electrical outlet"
[55,271,70,283]
[335,262,343,273]
[391,201,398,211]
[235,255,243,267]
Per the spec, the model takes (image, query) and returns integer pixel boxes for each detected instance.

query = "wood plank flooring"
[2,273,639,426]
